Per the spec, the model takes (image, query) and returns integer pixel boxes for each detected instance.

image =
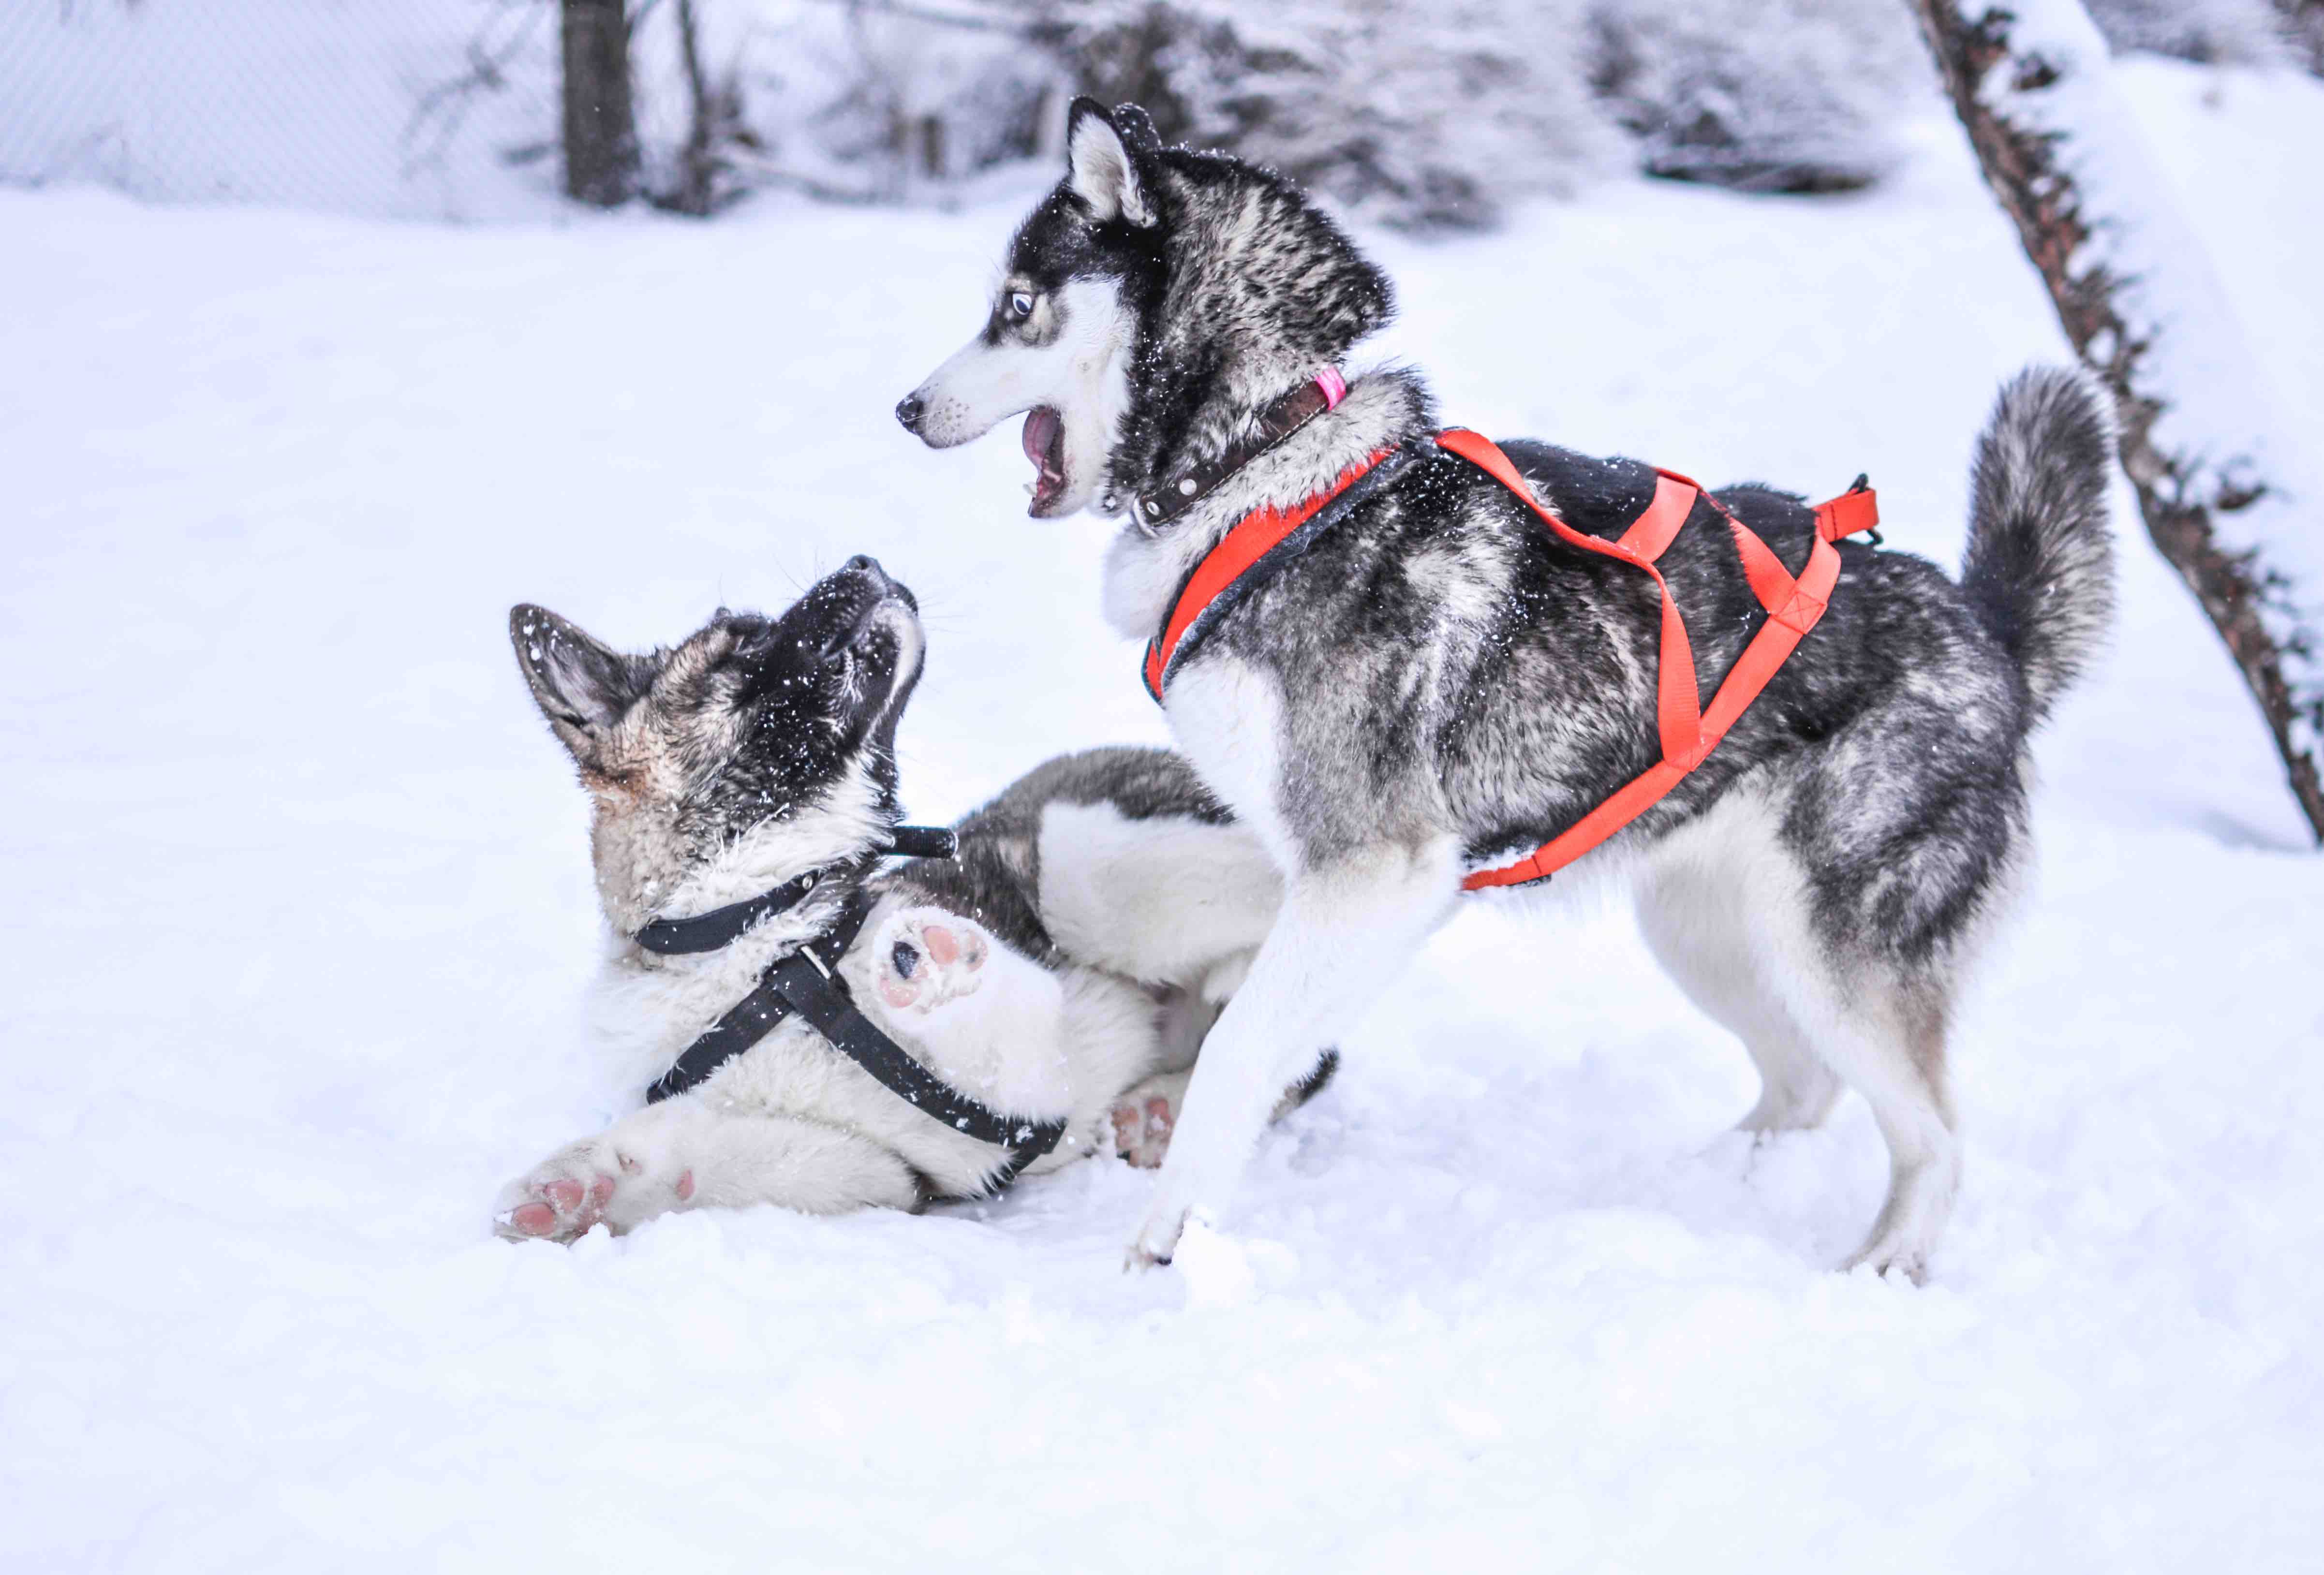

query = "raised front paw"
[873,906,988,1015]
[493,1135,696,1243]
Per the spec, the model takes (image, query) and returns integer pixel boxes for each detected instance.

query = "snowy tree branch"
[1908,0,2324,840]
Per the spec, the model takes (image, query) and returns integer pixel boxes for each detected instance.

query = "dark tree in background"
[561,0,637,205]
[659,0,753,216]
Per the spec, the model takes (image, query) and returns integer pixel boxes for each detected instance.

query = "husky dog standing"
[494,557,1323,1240]
[896,100,2117,1280]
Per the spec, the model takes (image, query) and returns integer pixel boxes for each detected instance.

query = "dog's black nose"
[894,393,924,432]
[844,553,886,581]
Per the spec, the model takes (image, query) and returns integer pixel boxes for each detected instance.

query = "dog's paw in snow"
[1109,1071,1190,1168]
[873,906,988,1015]
[493,1133,695,1243]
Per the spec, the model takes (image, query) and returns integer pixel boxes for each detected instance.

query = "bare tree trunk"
[666,0,720,215]
[562,0,637,206]
[1908,0,2324,840]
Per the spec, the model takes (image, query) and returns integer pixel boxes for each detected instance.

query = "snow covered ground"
[5,57,2321,1575]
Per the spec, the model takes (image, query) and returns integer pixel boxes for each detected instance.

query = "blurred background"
[7,7,2324,1569]
[5,0,2320,228]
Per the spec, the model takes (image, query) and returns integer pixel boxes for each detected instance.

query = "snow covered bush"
[2280,0,2324,74]
[2082,0,2299,65]
[1032,0,1616,230]
[623,0,1064,205]
[1031,0,1944,220]
[637,0,1925,222]
[1582,0,1929,193]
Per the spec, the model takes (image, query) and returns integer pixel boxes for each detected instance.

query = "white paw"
[1109,1078,1184,1170]
[493,1134,695,1243]
[873,906,988,1016]
[1125,1204,1190,1271]
[1125,1176,1203,1270]
[1843,1228,1933,1286]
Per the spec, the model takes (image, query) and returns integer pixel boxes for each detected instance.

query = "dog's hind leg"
[1844,1034,1957,1281]
[1766,936,1960,1282]
[1637,858,1840,1135]
[1643,795,1960,1281]
[1792,976,1959,1283]
[1733,1025,1842,1135]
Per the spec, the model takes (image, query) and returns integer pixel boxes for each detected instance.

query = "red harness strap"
[1143,445,1401,702]
[1437,428,1877,888]
[1140,427,1879,889]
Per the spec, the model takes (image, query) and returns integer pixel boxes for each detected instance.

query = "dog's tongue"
[1021,406,1066,509]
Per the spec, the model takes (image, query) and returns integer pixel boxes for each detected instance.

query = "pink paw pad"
[1110,1095,1176,1169]
[496,1150,656,1245]
[875,910,988,1015]
[921,925,961,965]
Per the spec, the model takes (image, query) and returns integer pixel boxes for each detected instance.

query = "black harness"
[635,824,1069,1195]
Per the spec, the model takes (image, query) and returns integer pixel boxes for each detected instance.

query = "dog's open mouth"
[1022,406,1067,515]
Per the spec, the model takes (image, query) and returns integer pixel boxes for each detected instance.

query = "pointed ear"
[1066,98,1155,228]
[509,604,653,765]
[1110,102,1160,154]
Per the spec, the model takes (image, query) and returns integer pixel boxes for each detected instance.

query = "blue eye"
[1007,292,1036,320]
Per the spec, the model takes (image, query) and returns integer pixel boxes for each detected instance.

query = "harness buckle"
[1812,481,1880,546]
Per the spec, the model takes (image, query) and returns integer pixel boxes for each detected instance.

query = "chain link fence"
[0,0,1069,221]
[0,0,565,221]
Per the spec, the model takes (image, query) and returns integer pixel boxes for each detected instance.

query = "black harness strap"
[634,824,959,957]
[885,824,960,859]
[640,874,1066,1196]
[641,900,864,1103]
[635,868,824,957]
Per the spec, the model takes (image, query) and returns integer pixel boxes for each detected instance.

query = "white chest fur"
[1159,655,1297,875]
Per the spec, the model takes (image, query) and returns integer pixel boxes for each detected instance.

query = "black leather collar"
[1132,370,1347,531]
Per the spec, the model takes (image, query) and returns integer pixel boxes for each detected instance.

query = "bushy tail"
[1959,366,2118,724]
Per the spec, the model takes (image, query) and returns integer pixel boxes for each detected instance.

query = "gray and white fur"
[495,558,1318,1241]
[897,99,2118,1281]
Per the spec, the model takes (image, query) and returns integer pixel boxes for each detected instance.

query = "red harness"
[1142,427,1881,889]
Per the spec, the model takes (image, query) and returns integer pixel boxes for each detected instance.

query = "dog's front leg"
[1128,838,1461,1267]
[494,1095,920,1241]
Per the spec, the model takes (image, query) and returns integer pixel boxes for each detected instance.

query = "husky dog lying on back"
[494,556,1325,1241]
[897,99,2117,1280]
